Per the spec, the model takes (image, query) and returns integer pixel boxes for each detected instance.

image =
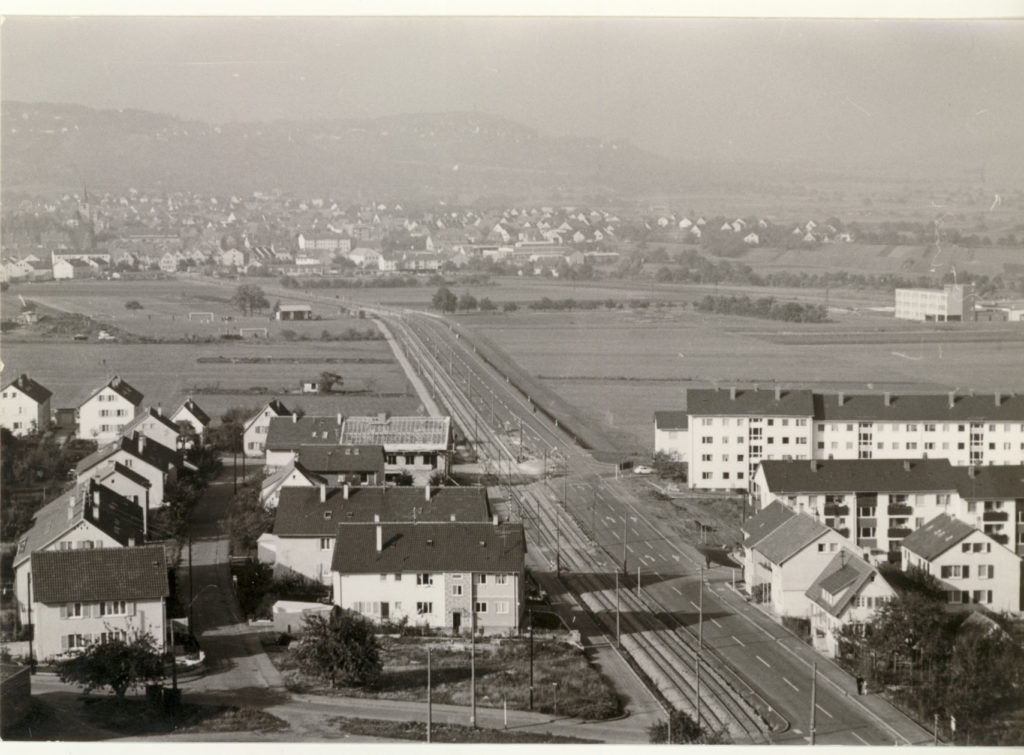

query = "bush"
[124,300,143,310]
[280,329,298,341]
[502,301,518,312]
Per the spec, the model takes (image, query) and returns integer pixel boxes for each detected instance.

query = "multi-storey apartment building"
[671,388,1024,491]
[753,458,1024,559]
[894,284,973,322]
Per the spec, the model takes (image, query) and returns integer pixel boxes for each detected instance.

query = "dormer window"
[323,511,332,521]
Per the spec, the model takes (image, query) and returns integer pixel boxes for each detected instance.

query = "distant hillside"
[0,101,704,200]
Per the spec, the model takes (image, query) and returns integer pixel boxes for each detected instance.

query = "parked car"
[633,465,654,475]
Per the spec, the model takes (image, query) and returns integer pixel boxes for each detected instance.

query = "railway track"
[379,307,779,744]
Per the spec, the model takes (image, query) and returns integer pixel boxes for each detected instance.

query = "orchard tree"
[57,634,166,699]
[293,607,382,688]
[431,286,457,313]
[231,284,270,316]
[318,371,343,394]
[457,292,478,311]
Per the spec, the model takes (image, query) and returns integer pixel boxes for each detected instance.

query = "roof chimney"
[492,514,499,526]
[343,483,349,500]
[319,483,326,502]
[376,524,382,552]
[968,466,977,479]
[730,386,737,400]
[903,460,912,472]
[838,391,845,406]
[948,391,956,409]
[425,485,431,502]
[774,385,782,401]
[292,413,297,424]
[92,488,101,519]
[884,392,892,406]
[374,513,380,523]
[450,513,456,522]
[156,404,162,416]
[337,412,342,425]
[137,434,146,454]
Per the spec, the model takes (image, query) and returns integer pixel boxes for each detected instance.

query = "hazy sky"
[2,16,1023,165]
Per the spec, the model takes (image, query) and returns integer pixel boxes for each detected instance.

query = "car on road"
[633,465,654,475]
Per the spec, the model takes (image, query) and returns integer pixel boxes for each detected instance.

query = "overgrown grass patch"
[329,715,597,743]
[268,634,621,720]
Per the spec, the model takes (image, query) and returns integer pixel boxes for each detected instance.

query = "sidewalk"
[713,580,934,746]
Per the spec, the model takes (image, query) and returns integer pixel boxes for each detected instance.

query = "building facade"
[894,284,973,322]
[78,375,144,444]
[0,374,52,436]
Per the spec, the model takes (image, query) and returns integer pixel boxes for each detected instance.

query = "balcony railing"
[983,510,1009,522]
[888,527,912,539]
[887,503,913,516]
[824,503,850,517]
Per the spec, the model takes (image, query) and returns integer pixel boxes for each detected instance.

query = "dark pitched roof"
[654,411,688,430]
[82,375,143,407]
[339,415,451,450]
[124,407,181,436]
[2,373,52,403]
[105,461,151,488]
[31,546,168,603]
[742,500,794,547]
[274,486,491,537]
[75,434,178,477]
[952,465,1024,500]
[760,459,960,494]
[175,399,210,427]
[331,522,526,575]
[755,513,829,565]
[686,388,814,417]
[296,445,386,473]
[901,514,976,560]
[266,416,343,451]
[814,392,1024,422]
[805,550,883,618]
[244,399,292,431]
[14,480,144,567]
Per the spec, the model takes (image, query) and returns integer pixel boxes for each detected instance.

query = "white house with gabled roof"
[78,375,144,444]
[1,374,52,436]
[243,399,292,457]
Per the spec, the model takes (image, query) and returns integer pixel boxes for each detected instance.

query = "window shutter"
[60,604,68,619]
[61,635,68,650]
[128,601,136,616]
[962,565,970,578]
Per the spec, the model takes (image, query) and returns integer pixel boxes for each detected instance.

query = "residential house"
[29,546,169,661]
[653,411,689,462]
[805,549,897,657]
[121,407,183,451]
[339,415,452,485]
[13,479,145,629]
[264,415,344,469]
[158,252,180,273]
[78,375,144,444]
[901,514,1022,613]
[53,259,93,280]
[1,258,33,283]
[171,399,211,447]
[262,484,492,587]
[1,374,52,436]
[260,460,325,509]
[331,520,526,634]
[349,248,382,268]
[742,501,857,617]
[243,399,292,458]
[75,433,181,513]
[295,445,386,486]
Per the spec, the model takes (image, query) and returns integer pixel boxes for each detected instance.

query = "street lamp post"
[528,608,534,710]
[427,646,432,743]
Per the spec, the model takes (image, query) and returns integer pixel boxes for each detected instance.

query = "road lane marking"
[731,635,746,647]
[689,601,700,611]
[851,732,870,746]
[816,704,833,719]
[626,545,634,553]
[756,655,770,667]
[672,555,680,562]
[711,619,722,628]
[783,677,799,691]
[646,541,655,549]
[672,586,682,595]
[652,571,662,579]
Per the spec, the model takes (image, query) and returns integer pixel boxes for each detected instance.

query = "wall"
[79,388,138,444]
[0,389,48,437]
[770,529,851,617]
[31,597,166,661]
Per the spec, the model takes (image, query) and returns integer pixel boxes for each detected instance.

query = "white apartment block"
[902,514,1022,613]
[894,284,973,322]
[677,388,1024,491]
[78,375,144,444]
[754,458,1024,559]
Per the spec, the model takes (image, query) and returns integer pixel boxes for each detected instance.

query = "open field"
[464,308,1024,456]
[0,339,419,421]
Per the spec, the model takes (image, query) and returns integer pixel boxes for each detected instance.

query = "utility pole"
[637,565,641,596]
[621,516,628,576]
[696,651,702,730]
[529,609,534,710]
[810,662,817,746]
[556,507,561,573]
[933,713,938,747]
[591,487,597,541]
[427,647,432,743]
[26,573,34,672]
[188,535,194,635]
[698,565,704,650]
[470,609,476,728]
[615,571,621,648]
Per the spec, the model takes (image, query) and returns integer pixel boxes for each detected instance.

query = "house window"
[475,601,488,613]
[701,436,713,444]
[978,565,994,579]
[394,573,402,581]
[701,454,712,462]
[858,527,876,538]
[380,574,388,582]
[416,602,433,615]
[100,601,127,616]
[452,585,463,596]
[972,590,992,604]
[495,601,510,614]
[320,537,334,551]
[475,574,488,585]
[494,574,507,585]
[701,472,712,480]
[940,565,968,579]
[417,573,433,586]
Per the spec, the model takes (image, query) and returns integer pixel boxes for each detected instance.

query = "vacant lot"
[465,307,1024,455]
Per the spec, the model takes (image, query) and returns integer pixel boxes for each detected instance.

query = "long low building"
[656,387,1024,491]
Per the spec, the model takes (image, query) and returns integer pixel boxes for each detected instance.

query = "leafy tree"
[502,301,518,312]
[319,371,343,394]
[478,297,497,311]
[231,284,270,316]
[431,286,457,313]
[124,300,143,310]
[209,406,254,453]
[648,710,729,744]
[56,634,165,699]
[393,470,415,486]
[293,607,382,688]
[226,473,272,557]
[457,293,478,311]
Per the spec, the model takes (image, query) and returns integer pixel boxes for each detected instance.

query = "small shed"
[276,304,313,321]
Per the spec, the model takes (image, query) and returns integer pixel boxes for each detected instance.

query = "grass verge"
[329,715,598,743]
